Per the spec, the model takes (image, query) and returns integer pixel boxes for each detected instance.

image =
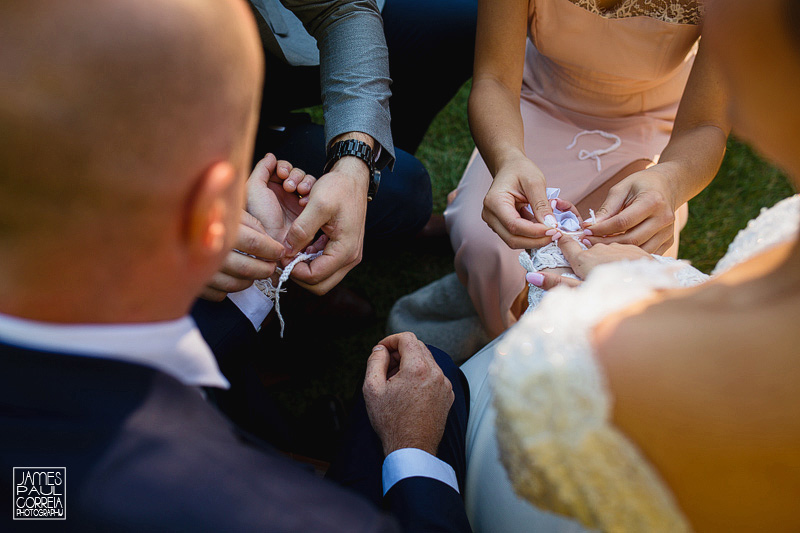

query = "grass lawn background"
[270,81,795,419]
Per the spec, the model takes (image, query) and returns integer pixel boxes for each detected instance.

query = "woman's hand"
[523,238,652,293]
[482,156,557,249]
[584,165,678,254]
[559,237,653,279]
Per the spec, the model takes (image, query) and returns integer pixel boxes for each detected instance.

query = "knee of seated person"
[378,151,432,234]
[426,344,457,373]
[426,344,469,409]
[453,233,506,275]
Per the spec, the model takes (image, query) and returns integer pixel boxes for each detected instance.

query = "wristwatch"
[324,139,381,201]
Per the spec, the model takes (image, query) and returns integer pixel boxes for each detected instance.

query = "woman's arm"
[587,40,731,253]
[470,0,556,249]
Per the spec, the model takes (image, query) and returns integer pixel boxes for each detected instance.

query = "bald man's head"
[0,0,263,250]
[0,0,264,321]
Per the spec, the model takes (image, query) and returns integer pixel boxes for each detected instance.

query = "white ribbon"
[566,129,622,172]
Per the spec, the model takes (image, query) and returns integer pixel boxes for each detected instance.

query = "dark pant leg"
[191,299,294,450]
[381,0,478,153]
[255,121,432,246]
[326,345,469,507]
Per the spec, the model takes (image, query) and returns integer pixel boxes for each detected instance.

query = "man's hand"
[584,166,678,254]
[282,144,371,295]
[200,211,285,301]
[363,332,454,457]
[199,154,318,301]
[482,155,557,249]
[557,236,652,280]
[247,153,318,244]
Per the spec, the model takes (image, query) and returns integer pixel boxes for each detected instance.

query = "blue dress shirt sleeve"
[382,448,459,496]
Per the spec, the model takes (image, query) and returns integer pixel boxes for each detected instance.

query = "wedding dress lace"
[491,195,800,532]
[569,0,702,24]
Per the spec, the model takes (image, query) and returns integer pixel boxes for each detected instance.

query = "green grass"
[680,138,795,272]
[273,82,795,419]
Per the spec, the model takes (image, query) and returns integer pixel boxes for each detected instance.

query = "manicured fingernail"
[551,232,562,242]
[526,272,544,287]
[583,228,593,236]
[545,229,557,236]
[286,180,295,188]
[544,215,557,228]
[582,239,592,248]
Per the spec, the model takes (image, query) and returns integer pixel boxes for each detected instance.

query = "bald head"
[0,0,263,320]
[0,0,262,241]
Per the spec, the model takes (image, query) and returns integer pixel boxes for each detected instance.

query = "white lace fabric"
[491,195,800,531]
[569,0,703,24]
[519,187,593,310]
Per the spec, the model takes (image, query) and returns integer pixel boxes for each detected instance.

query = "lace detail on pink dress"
[568,0,702,24]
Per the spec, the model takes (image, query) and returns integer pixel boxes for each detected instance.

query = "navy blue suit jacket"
[0,339,471,531]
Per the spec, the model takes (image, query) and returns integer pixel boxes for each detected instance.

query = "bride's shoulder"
[713,194,800,275]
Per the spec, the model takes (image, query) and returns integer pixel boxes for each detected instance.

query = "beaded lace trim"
[569,0,702,24]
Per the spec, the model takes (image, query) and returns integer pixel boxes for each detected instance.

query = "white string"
[588,208,597,226]
[565,130,622,172]
[253,250,323,338]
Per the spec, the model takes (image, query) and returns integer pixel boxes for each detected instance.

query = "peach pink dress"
[444,0,702,337]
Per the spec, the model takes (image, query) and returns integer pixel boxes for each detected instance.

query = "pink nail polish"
[545,229,557,236]
[583,229,593,236]
[551,232,562,242]
[582,239,592,248]
[526,272,544,287]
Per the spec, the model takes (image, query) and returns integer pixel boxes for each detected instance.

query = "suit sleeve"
[384,476,472,532]
[190,297,261,366]
[279,0,395,169]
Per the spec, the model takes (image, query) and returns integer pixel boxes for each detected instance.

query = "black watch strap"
[324,139,381,201]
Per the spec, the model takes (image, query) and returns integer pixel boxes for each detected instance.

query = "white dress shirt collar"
[0,312,229,389]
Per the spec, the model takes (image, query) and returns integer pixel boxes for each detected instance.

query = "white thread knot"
[254,250,323,338]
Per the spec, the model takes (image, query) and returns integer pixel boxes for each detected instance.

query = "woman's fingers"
[526,270,582,290]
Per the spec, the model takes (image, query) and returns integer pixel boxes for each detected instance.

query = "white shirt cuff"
[227,284,273,331]
[381,448,459,496]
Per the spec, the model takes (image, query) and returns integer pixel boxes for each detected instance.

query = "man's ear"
[183,161,239,257]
